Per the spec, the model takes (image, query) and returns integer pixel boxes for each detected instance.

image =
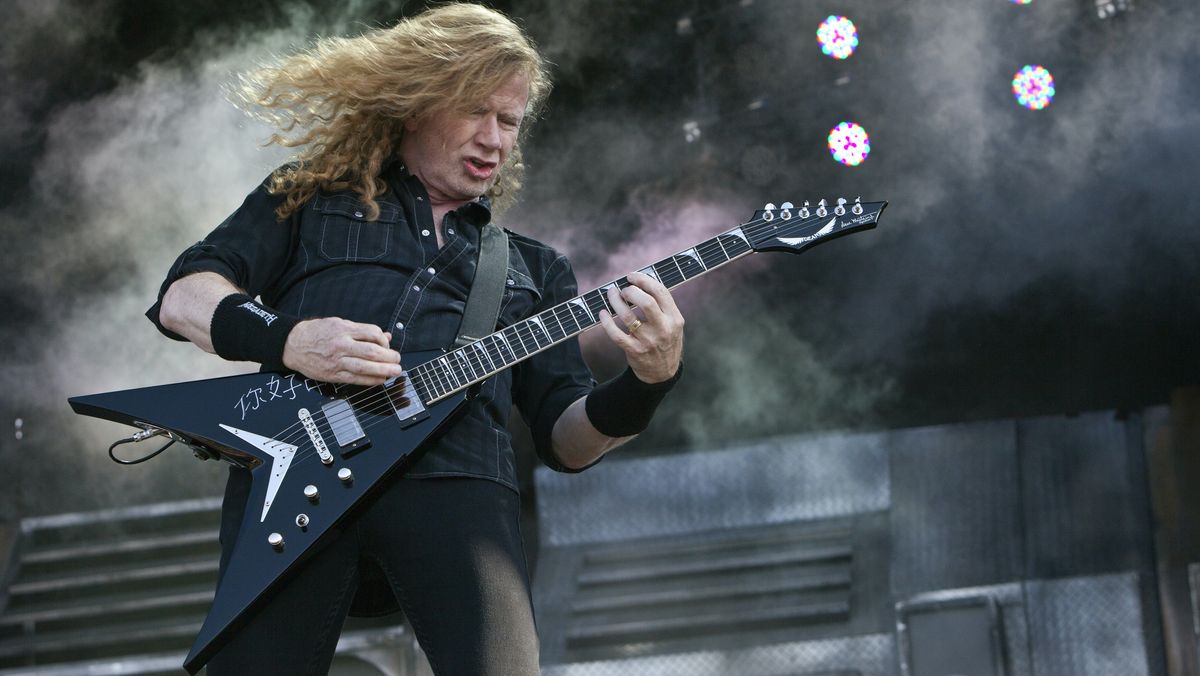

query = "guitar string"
[248,208,848,472]
[258,213,780,459]
[257,207,848,468]
[259,230,745,462]
[246,214,773,455]
[243,208,859,470]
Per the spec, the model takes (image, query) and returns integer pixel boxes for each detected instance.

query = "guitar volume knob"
[304,485,319,502]
[338,468,354,484]
[268,533,284,550]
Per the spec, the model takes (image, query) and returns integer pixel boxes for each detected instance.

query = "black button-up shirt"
[148,165,595,491]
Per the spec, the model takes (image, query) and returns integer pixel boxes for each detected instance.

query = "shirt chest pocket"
[309,195,402,262]
[498,266,542,327]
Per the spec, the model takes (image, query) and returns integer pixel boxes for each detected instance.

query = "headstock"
[745,197,886,254]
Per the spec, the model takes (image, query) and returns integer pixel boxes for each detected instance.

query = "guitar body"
[68,349,467,673]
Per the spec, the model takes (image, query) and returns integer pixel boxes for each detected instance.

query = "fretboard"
[405,226,756,404]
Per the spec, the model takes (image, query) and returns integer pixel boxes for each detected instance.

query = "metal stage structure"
[1,401,1196,675]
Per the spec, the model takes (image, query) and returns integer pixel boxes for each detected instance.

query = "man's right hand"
[282,317,404,386]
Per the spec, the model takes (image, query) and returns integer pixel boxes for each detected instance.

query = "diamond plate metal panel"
[536,432,890,547]
[888,421,1023,597]
[541,634,896,676]
[1026,573,1150,676]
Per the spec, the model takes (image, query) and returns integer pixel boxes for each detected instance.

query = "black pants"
[206,473,540,675]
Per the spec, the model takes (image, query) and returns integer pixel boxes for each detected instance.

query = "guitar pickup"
[320,399,369,455]
[385,374,428,429]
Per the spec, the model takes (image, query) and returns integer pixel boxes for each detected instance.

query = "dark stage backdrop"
[0,0,1196,516]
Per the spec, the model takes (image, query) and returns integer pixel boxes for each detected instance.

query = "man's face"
[402,71,530,205]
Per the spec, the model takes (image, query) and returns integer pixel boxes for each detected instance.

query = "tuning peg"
[781,201,794,210]
[764,202,776,211]
[816,199,828,217]
[852,197,864,215]
[799,201,811,218]
[835,196,847,216]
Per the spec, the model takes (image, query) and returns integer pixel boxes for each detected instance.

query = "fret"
[676,248,706,280]
[423,362,449,397]
[584,289,609,318]
[599,285,618,314]
[467,344,487,375]
[479,336,501,371]
[556,304,582,334]
[439,356,463,389]
[494,332,516,364]
[450,352,473,384]
[448,351,469,384]
[470,342,489,373]
[438,360,456,392]
[700,236,730,269]
[568,298,595,327]
[512,322,538,355]
[408,371,432,402]
[543,309,564,340]
[713,234,731,258]
[721,230,752,256]
[468,352,485,381]
[538,311,561,342]
[648,259,675,288]
[419,369,441,401]
[550,308,571,338]
[668,255,687,286]
[503,325,528,358]
[477,339,499,372]
[527,316,549,347]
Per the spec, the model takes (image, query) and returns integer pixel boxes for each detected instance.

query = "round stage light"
[1012,65,1056,110]
[1011,0,1033,5]
[817,16,859,60]
[828,122,871,166]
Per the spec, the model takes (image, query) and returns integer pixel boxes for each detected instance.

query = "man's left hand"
[598,271,684,383]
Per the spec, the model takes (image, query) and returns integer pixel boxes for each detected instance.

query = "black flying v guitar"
[69,197,886,674]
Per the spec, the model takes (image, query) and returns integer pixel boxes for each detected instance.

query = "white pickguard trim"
[219,424,297,522]
[681,248,706,269]
[569,298,594,321]
[778,218,837,246]
[529,316,547,337]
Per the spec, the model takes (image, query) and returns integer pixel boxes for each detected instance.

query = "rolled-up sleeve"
[145,180,293,340]
[512,254,598,472]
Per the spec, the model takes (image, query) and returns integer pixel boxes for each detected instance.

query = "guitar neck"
[407,226,757,405]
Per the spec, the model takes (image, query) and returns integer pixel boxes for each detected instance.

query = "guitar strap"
[454,222,509,348]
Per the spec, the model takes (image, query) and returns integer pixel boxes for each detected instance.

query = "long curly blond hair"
[234,3,551,220]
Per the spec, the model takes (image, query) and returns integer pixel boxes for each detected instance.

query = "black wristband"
[584,362,682,438]
[209,294,299,371]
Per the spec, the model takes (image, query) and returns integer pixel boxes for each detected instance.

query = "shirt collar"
[386,161,493,228]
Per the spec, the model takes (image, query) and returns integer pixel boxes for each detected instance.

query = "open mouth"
[465,158,497,179]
